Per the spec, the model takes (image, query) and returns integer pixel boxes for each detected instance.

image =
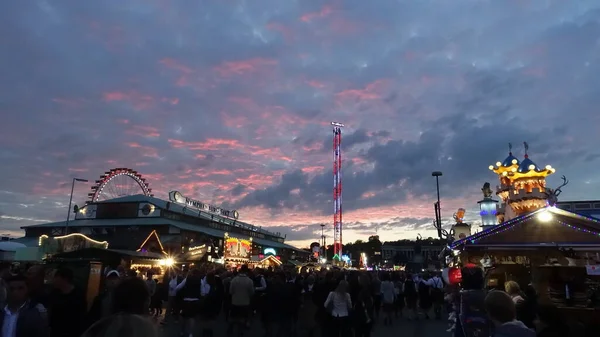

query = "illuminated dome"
[502,153,520,167]
[511,154,555,180]
[490,151,520,176]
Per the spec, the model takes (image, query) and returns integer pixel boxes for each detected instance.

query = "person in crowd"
[221,271,233,322]
[112,277,151,315]
[392,273,404,319]
[403,274,418,320]
[533,304,569,337]
[88,270,121,325]
[417,274,432,319]
[0,274,48,337]
[422,272,444,319]
[25,265,51,308]
[324,279,352,337]
[287,271,304,335]
[253,268,267,330]
[521,284,538,329]
[145,272,156,313]
[227,265,254,337]
[0,263,12,309]
[370,273,381,320]
[199,272,222,337]
[80,313,158,337]
[49,267,87,337]
[484,290,535,337]
[312,271,334,337]
[163,271,180,324]
[354,274,374,337]
[504,281,531,325]
[379,273,395,325]
[150,277,165,318]
[298,274,318,337]
[175,269,202,337]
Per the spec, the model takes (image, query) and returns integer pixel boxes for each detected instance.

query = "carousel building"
[20,193,307,265]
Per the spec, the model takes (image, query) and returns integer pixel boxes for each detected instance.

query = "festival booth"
[451,207,600,327]
[444,145,600,336]
[250,247,283,269]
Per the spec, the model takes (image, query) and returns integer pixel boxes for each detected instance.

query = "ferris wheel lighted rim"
[88,168,153,202]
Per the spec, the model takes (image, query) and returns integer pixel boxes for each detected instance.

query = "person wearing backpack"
[423,272,444,319]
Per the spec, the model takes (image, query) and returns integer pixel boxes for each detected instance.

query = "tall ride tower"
[332,122,344,260]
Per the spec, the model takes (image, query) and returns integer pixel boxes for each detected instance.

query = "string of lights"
[555,219,600,237]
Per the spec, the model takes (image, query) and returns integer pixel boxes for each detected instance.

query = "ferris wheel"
[88,168,153,202]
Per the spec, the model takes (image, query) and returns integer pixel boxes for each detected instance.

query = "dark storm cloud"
[2,0,600,243]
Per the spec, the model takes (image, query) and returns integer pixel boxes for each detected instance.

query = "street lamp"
[432,171,443,238]
[65,178,89,233]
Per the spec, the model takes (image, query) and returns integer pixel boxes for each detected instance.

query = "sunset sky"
[2,0,600,248]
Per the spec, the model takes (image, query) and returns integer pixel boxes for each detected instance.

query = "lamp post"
[65,178,88,233]
[432,171,443,238]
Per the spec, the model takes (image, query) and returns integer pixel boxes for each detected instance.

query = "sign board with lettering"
[169,191,239,219]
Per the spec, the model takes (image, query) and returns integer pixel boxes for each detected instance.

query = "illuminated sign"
[39,233,108,256]
[223,233,251,260]
[189,244,206,256]
[263,248,276,256]
[169,191,239,219]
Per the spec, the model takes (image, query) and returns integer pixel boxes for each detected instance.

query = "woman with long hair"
[324,279,352,337]
[81,314,158,337]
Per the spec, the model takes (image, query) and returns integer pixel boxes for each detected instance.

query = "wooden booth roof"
[450,206,600,249]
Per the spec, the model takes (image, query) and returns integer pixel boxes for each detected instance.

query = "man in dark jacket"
[0,274,48,337]
[49,267,86,337]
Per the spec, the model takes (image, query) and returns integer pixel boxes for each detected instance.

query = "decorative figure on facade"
[545,175,569,206]
[453,208,466,223]
[482,182,493,199]
[414,233,422,254]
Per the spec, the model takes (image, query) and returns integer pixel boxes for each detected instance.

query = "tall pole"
[332,122,344,260]
[432,171,443,238]
[65,178,88,233]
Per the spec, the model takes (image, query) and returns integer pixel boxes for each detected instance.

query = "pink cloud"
[299,6,333,22]
[125,142,160,158]
[126,125,161,138]
[213,58,278,77]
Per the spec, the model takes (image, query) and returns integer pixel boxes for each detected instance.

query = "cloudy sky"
[1,0,600,247]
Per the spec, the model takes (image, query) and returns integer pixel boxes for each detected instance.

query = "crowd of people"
[0,261,587,337]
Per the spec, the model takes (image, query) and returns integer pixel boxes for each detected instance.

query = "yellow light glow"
[495,162,502,167]
[489,165,494,170]
[511,168,517,172]
[528,164,536,170]
[160,257,175,267]
[512,159,518,164]
[537,209,553,222]
[545,165,552,170]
